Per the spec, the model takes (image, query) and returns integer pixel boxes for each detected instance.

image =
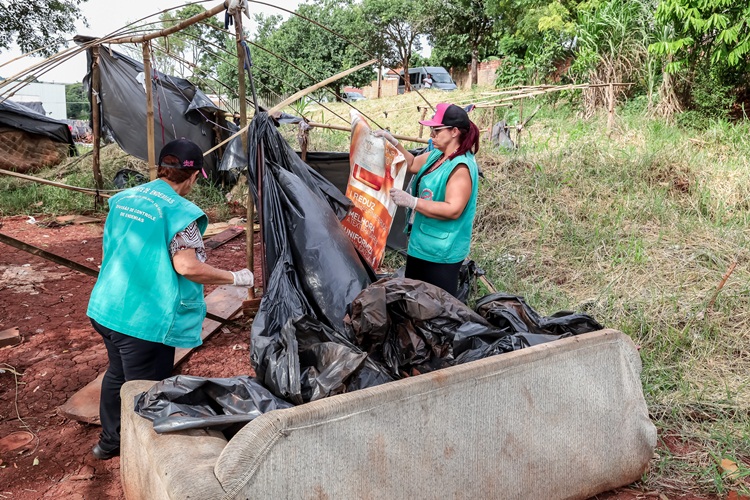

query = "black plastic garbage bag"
[345,277,494,377]
[133,374,293,433]
[246,113,374,403]
[113,168,146,189]
[293,315,367,402]
[455,259,485,304]
[452,293,605,363]
[475,293,604,336]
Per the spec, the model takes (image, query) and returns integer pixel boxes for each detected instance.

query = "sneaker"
[92,442,120,460]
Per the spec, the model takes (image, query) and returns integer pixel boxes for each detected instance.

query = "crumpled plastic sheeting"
[345,278,605,376]
[475,292,604,336]
[346,277,498,377]
[133,374,293,433]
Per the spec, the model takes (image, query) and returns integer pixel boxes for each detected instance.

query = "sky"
[0,0,303,84]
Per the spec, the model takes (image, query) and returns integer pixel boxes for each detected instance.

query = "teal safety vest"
[87,179,209,348]
[407,150,479,264]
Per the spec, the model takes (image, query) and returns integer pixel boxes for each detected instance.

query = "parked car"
[398,66,457,94]
[342,91,366,102]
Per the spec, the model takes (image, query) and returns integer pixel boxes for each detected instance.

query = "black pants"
[91,319,175,451]
[405,255,463,297]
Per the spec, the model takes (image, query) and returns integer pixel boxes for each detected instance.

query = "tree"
[66,82,89,120]
[649,0,750,72]
[648,0,750,117]
[150,5,226,89]
[428,0,499,85]
[251,0,378,99]
[363,0,431,92]
[0,0,89,57]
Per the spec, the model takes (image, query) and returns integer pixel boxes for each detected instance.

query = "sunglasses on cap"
[429,126,452,137]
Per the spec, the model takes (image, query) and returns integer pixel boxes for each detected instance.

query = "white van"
[398,66,457,94]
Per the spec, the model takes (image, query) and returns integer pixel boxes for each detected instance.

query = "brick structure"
[451,59,502,89]
[0,128,69,174]
[361,78,399,98]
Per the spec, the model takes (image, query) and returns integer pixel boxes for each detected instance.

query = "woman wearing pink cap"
[375,103,480,296]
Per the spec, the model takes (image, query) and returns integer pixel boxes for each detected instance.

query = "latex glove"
[373,129,398,147]
[390,188,418,209]
[230,269,254,287]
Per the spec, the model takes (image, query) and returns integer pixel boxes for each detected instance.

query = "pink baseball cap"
[419,103,471,129]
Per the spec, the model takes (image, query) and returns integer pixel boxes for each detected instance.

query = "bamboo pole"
[607,82,615,134]
[418,108,427,138]
[305,121,429,144]
[268,59,376,115]
[143,42,157,180]
[204,60,378,157]
[0,169,115,197]
[106,2,228,44]
[234,11,257,301]
[90,46,104,201]
[300,125,309,162]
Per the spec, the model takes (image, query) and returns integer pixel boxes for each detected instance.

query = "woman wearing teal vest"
[376,103,480,296]
[86,139,254,460]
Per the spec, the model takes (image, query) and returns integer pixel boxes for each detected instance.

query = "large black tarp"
[75,35,225,175]
[246,113,375,404]
[0,98,75,152]
[133,375,293,433]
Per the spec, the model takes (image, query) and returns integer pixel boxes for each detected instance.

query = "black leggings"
[405,255,463,297]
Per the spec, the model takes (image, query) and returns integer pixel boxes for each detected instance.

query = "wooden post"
[234,11,256,298]
[90,46,104,203]
[377,62,382,99]
[418,107,427,138]
[607,82,615,134]
[516,98,524,148]
[142,42,156,180]
[300,125,309,162]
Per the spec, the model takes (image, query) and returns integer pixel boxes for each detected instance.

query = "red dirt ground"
[0,215,725,499]
[0,214,256,499]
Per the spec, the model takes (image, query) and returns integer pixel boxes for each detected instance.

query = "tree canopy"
[0,0,89,57]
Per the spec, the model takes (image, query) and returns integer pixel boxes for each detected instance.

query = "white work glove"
[373,129,398,147]
[390,188,418,209]
[230,269,254,287]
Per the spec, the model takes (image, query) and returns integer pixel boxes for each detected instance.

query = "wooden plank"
[205,226,245,250]
[58,285,246,424]
[0,327,21,348]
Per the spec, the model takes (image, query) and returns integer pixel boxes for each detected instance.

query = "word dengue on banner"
[342,111,407,269]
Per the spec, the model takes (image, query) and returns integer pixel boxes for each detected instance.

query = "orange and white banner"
[342,111,407,269]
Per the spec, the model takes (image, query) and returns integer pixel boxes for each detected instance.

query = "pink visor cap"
[419,103,471,129]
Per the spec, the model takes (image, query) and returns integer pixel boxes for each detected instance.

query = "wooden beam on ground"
[0,327,21,348]
[58,285,246,424]
[204,226,245,250]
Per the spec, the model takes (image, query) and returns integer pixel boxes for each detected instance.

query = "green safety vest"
[87,179,208,348]
[407,150,479,264]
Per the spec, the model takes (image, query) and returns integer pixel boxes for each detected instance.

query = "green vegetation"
[0,0,88,56]
[65,83,90,120]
